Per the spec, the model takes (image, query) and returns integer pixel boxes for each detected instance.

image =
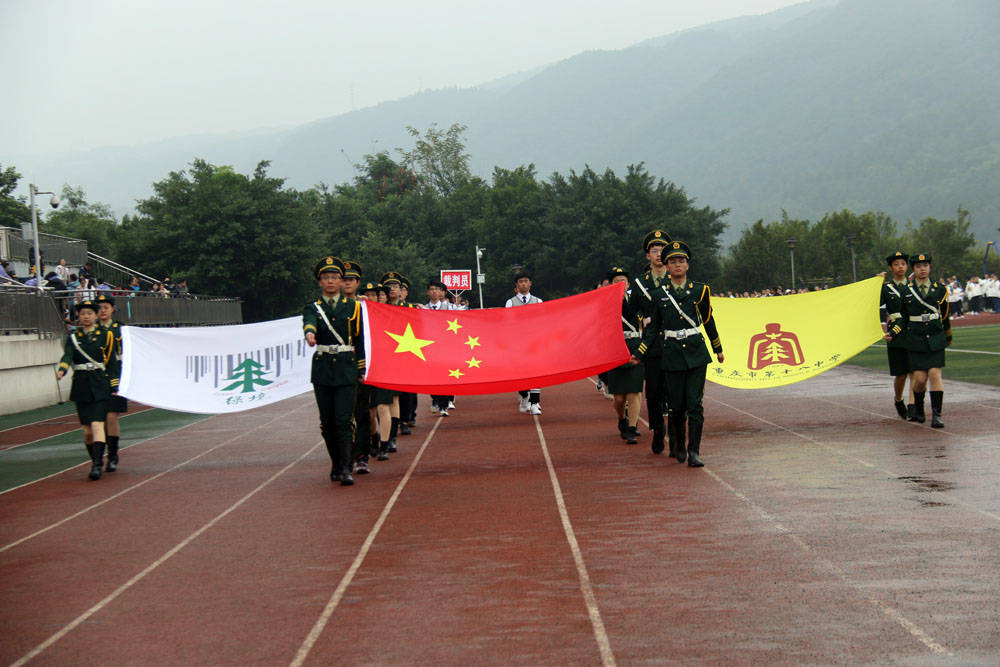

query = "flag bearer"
[341,261,372,474]
[505,271,543,414]
[396,275,420,432]
[898,253,950,427]
[634,241,723,467]
[56,300,120,480]
[378,272,408,454]
[96,294,127,471]
[303,256,365,485]
[605,267,645,444]
[879,252,914,420]
[361,280,384,459]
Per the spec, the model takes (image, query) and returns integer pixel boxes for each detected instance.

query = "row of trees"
[1,124,990,321]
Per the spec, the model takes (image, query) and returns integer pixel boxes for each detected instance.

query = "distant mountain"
[16,0,1000,245]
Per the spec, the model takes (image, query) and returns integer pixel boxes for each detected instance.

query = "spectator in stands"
[80,262,94,284]
[56,259,70,282]
[0,260,11,279]
[67,273,81,290]
[128,276,141,292]
[96,277,112,292]
[44,271,67,291]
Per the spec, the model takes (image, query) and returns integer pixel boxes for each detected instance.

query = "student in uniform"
[879,252,914,419]
[898,253,950,427]
[605,267,644,444]
[505,271,543,415]
[396,275,419,432]
[633,241,723,467]
[56,300,120,480]
[426,279,456,416]
[341,261,372,474]
[303,256,365,485]
[95,294,127,471]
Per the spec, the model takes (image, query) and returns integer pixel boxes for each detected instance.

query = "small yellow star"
[466,357,482,368]
[446,318,463,334]
[464,335,481,350]
[385,323,435,361]
[448,368,464,379]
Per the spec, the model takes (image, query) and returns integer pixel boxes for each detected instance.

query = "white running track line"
[0,406,308,552]
[11,440,323,667]
[290,417,444,667]
[0,407,155,452]
[533,415,616,667]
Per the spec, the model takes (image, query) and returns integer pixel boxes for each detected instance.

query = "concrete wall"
[0,335,73,416]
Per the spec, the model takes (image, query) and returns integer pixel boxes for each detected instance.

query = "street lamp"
[28,184,60,291]
[475,245,486,309]
[845,234,858,283]
[785,238,797,291]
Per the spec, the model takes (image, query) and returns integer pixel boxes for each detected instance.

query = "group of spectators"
[1,257,190,299]
[946,274,1000,318]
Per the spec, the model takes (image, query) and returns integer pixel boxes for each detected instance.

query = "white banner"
[120,317,313,413]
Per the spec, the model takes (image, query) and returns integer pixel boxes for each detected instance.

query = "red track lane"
[1,368,999,664]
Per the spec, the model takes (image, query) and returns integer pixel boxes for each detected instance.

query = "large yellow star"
[464,335,481,350]
[446,318,463,334]
[466,357,482,368]
[448,368,464,379]
[385,323,435,361]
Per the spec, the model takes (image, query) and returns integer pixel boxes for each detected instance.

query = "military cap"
[643,229,672,250]
[95,293,115,307]
[342,260,362,279]
[513,270,532,282]
[885,251,909,266]
[909,252,932,266]
[662,240,692,262]
[381,271,402,286]
[606,266,630,281]
[361,281,381,294]
[314,256,344,279]
[398,275,411,290]
[76,299,99,313]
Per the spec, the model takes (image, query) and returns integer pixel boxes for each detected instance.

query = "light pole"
[475,245,486,309]
[28,184,60,291]
[785,238,797,291]
[845,234,858,283]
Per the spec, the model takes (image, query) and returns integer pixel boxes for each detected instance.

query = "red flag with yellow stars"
[361,283,630,395]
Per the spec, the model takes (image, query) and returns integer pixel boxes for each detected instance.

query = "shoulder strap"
[885,283,900,299]
[663,287,699,329]
[634,277,651,301]
[907,284,940,315]
[621,316,638,333]
[70,331,106,369]
[314,302,348,345]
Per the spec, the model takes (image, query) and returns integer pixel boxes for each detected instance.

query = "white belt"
[663,327,701,340]
[909,313,940,322]
[623,332,642,339]
[73,362,105,371]
[315,344,355,354]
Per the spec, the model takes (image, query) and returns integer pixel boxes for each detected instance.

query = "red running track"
[1,367,998,665]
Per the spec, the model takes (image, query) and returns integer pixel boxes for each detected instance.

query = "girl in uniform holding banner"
[56,300,120,480]
[899,253,950,427]
[605,267,644,444]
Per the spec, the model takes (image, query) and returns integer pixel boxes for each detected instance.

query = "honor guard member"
[376,272,407,455]
[303,256,365,485]
[898,253,951,427]
[634,241,723,467]
[505,271,543,414]
[625,229,673,455]
[605,267,645,444]
[56,300,120,480]
[397,274,420,429]
[360,281,384,458]
[879,252,914,419]
[341,261,372,474]
[95,294,127,471]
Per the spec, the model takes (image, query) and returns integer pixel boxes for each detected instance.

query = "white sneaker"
[439,408,449,417]
[430,405,440,415]
[529,403,542,415]
[519,397,529,413]
[447,401,456,410]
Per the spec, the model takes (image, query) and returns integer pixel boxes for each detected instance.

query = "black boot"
[618,418,628,440]
[388,418,399,452]
[355,455,370,474]
[675,417,688,464]
[686,421,704,467]
[650,428,665,455]
[930,391,944,428]
[339,441,353,485]
[666,414,677,458]
[625,425,639,445]
[105,436,119,472]
[894,400,907,419]
[370,434,379,458]
[89,442,105,480]
[913,391,926,423]
[399,422,411,435]
[377,441,390,461]
[906,403,916,421]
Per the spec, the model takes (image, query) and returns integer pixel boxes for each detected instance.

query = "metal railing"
[0,289,67,338]
[0,226,88,267]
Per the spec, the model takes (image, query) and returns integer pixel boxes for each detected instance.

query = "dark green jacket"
[638,280,723,372]
[302,297,365,386]
[880,280,908,349]
[900,280,951,353]
[621,290,645,355]
[59,325,119,402]
[625,270,669,358]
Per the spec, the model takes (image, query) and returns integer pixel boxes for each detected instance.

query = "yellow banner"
[705,276,883,389]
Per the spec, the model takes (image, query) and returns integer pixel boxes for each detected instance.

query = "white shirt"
[425,300,455,310]
[505,292,542,307]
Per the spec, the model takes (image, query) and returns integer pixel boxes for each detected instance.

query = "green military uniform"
[637,241,722,467]
[304,256,366,484]
[343,261,373,474]
[624,229,672,454]
[880,251,911,419]
[607,274,646,396]
[95,293,129,472]
[395,274,420,431]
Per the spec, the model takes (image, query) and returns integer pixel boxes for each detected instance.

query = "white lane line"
[11,440,322,667]
[533,415,616,667]
[0,407,156,453]
[704,468,952,657]
[0,411,76,434]
[0,406,308,552]
[290,417,444,667]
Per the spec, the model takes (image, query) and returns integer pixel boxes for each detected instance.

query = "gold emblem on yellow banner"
[706,277,884,388]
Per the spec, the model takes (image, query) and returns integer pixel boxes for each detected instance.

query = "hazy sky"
[3,0,807,158]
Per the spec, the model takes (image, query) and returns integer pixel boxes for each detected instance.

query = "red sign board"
[440,269,472,291]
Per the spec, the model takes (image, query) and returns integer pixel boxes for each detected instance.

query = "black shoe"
[377,451,389,461]
[687,453,704,467]
[405,420,416,427]
[330,471,342,482]
[931,412,944,428]
[105,458,117,472]
[894,400,907,419]
[651,430,665,455]
[625,427,638,445]
[340,473,355,486]
[676,449,687,464]
[618,418,628,440]
[88,462,102,480]
[400,423,411,435]
[906,404,917,421]
[915,409,926,424]
[388,439,397,453]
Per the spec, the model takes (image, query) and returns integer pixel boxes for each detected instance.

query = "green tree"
[41,185,119,256]
[398,123,472,196]
[0,164,31,229]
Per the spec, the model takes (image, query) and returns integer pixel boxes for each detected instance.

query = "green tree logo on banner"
[222,359,273,393]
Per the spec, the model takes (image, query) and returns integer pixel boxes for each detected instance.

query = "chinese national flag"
[361,283,630,395]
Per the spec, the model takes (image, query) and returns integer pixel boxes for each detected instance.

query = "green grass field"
[846,323,1000,386]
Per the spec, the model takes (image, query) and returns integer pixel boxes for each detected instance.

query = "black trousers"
[313,383,357,473]
[663,364,707,425]
[644,354,666,432]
